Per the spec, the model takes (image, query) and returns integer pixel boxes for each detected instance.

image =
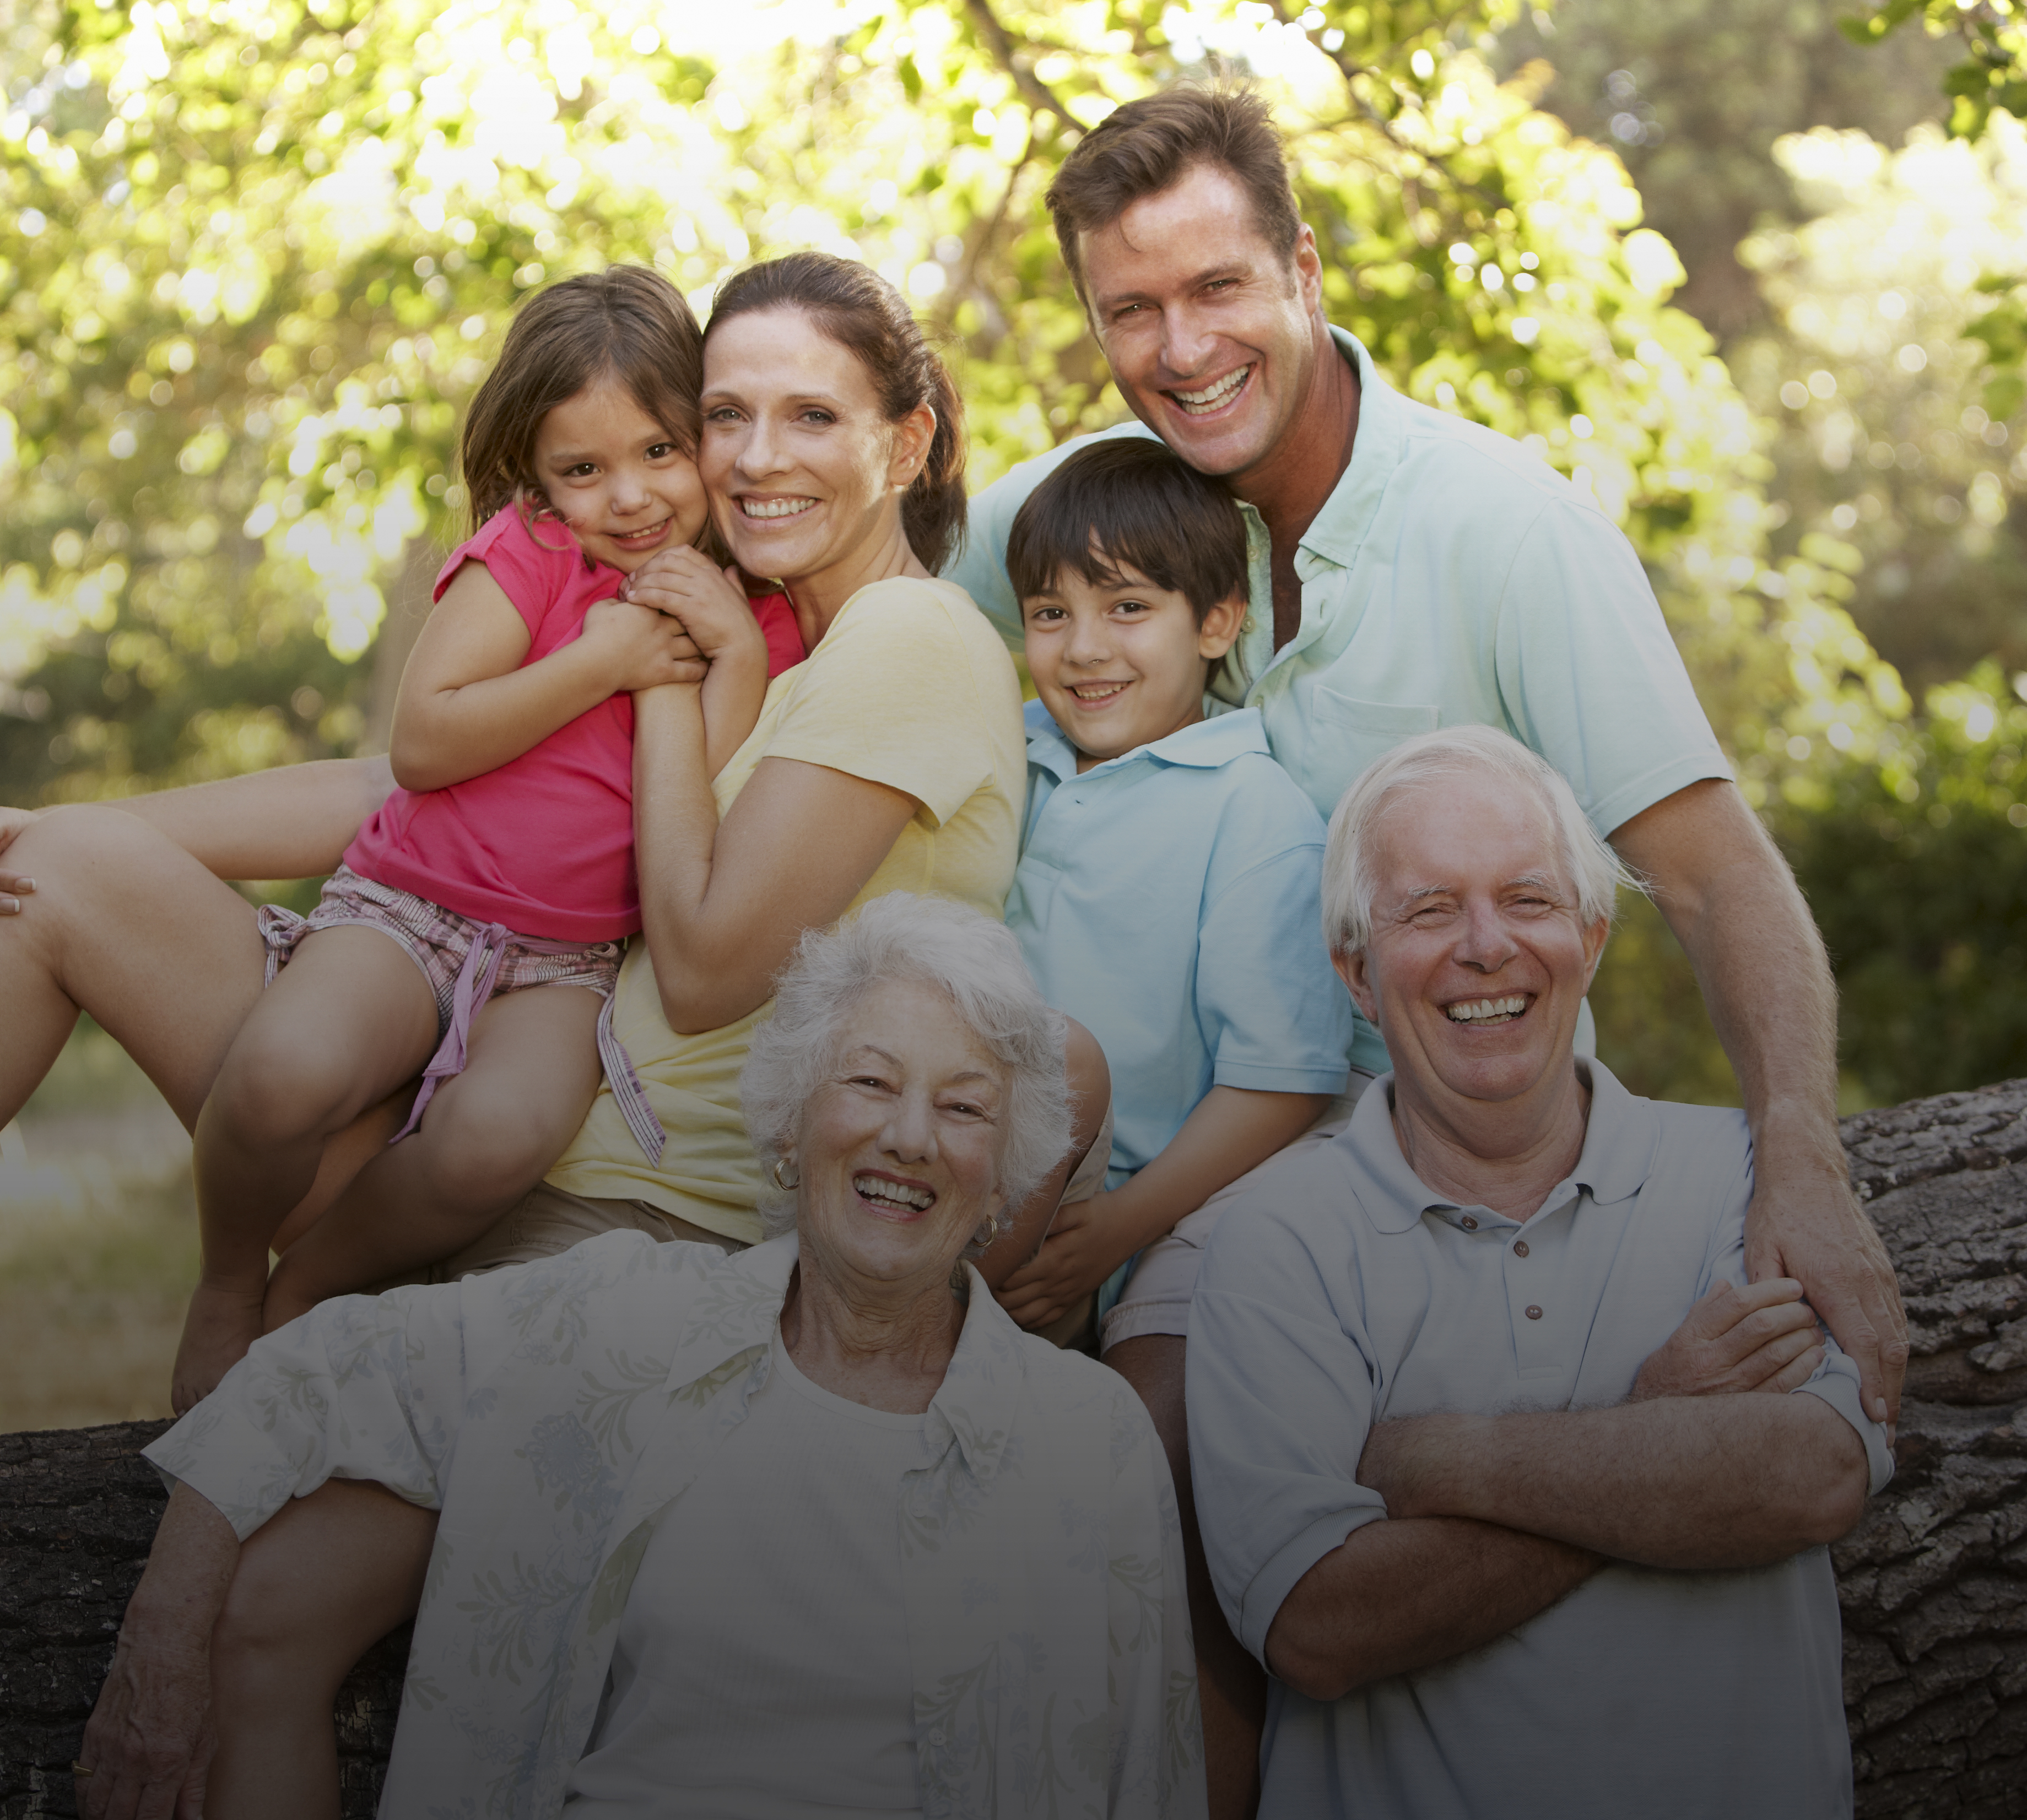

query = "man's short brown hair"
[1045,85,1304,306]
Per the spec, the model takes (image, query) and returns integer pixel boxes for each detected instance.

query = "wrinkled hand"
[1745,1172,1906,1426]
[77,1632,214,1820]
[1631,1277,1824,1402]
[621,548,769,666]
[0,804,37,912]
[995,1193,1134,1332]
[578,595,707,693]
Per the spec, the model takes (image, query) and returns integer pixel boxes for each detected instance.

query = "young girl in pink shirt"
[172,267,803,1411]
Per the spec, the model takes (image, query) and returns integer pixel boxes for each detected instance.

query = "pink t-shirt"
[343,508,805,943]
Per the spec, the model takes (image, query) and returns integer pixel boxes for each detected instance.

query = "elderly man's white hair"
[1322,725,1642,954]
[740,892,1073,1242]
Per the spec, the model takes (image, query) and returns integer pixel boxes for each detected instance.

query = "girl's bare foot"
[171,1279,268,1414]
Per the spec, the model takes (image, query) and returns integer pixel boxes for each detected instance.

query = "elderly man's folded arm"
[1264,1514,1602,1704]
[1360,1391,1872,1570]
[1608,778,1908,1423]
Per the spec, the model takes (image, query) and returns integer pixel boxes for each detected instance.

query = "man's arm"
[1265,1515,1601,1703]
[1608,777,1907,1423]
[1359,1392,1871,1570]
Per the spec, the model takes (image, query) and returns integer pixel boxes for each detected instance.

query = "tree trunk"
[4,1080,2025,1818]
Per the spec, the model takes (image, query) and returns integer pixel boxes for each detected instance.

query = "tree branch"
[960,0,1078,129]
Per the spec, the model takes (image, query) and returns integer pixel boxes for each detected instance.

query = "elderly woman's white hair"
[1321,726,1644,953]
[740,892,1074,1241]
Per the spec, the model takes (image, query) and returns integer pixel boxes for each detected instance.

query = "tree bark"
[3,1079,2024,1818]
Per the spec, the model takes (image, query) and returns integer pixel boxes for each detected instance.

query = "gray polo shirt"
[1187,1061,1895,1820]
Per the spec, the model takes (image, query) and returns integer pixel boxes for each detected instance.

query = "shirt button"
[1526,1304,1543,1320]
[1513,1239,1530,1258]
[1460,1215,1478,1230]
[929,1729,945,1747]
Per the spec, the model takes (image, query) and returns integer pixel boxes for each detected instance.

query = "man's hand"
[0,804,37,911]
[996,1193,1136,1331]
[1631,1277,1824,1401]
[1745,1168,1905,1428]
[621,549,770,666]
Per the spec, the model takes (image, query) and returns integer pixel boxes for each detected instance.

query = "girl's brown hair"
[459,266,704,537]
[704,252,967,574]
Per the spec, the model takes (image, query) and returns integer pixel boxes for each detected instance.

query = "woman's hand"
[77,1482,240,1819]
[1630,1277,1824,1401]
[578,595,710,693]
[621,548,770,667]
[995,1192,1137,1332]
[0,804,39,911]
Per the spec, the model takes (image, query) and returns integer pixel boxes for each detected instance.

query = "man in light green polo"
[945,83,1906,1820]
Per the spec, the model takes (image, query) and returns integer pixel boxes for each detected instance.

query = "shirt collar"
[1287,325,1407,578]
[660,1236,1031,1486]
[1025,697,1269,780]
[1336,1058,1663,1233]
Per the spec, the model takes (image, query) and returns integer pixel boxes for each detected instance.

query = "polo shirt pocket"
[1306,690,1440,806]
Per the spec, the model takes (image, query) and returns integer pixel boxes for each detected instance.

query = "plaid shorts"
[256,865,665,1163]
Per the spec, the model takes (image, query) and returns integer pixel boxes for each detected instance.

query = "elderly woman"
[79,893,1202,1819]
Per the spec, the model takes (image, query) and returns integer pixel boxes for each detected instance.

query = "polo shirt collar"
[1290,326,1408,579]
[1337,1058,1662,1233]
[1024,700,1268,781]
[661,1234,1028,1487]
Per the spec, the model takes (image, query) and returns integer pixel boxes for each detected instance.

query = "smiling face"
[1336,768,1610,1124]
[793,977,1012,1299]
[1080,161,1327,484]
[531,376,709,574]
[1021,555,1244,771]
[699,306,934,612]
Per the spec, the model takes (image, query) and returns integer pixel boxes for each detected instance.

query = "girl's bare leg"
[206,1478,437,1820]
[0,806,268,1130]
[264,982,606,1326]
[179,929,439,1411]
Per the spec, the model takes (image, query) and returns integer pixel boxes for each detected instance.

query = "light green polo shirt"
[950,326,1732,1072]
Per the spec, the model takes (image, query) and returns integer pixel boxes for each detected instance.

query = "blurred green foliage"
[1,0,2021,1106]
[1841,0,2027,143]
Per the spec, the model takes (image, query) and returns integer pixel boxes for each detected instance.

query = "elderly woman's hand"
[77,1483,239,1819]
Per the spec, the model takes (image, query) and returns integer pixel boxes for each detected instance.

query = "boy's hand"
[1631,1277,1824,1401]
[578,595,708,693]
[995,1192,1137,1332]
[621,548,770,667]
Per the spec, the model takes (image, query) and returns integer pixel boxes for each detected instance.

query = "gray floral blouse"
[147,1231,1206,1819]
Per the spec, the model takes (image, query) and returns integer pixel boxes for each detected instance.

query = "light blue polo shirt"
[1186,1061,1894,1819]
[951,328,1733,1074]
[1006,700,1355,1191]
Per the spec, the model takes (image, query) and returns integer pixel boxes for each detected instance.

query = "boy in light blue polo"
[993,438,1356,1350]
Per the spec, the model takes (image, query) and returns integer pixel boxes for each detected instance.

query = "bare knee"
[413,1088,576,1214]
[205,1023,360,1153]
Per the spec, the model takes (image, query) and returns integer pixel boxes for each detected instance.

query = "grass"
[0,1021,196,1433]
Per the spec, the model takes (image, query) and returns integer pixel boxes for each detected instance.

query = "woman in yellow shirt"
[6,254,1050,1809]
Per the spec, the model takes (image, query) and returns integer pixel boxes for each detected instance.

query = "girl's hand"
[0,804,39,911]
[994,1192,1136,1332]
[579,595,709,693]
[621,548,770,667]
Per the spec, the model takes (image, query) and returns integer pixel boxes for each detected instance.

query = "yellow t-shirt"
[545,576,1026,1241]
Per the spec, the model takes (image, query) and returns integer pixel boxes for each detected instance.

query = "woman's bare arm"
[77,1481,240,1819]
[629,682,918,1033]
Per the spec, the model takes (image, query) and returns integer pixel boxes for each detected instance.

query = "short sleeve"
[1493,501,1732,839]
[764,579,1014,826]
[1187,1203,1389,1662]
[1196,768,1355,1096]
[435,507,585,638]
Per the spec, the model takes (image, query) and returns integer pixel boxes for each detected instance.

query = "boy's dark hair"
[707,252,968,574]
[1045,85,1302,307]
[1006,437,1248,625]
[460,266,703,537]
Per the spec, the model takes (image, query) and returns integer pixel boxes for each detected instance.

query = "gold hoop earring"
[772,1157,800,1191]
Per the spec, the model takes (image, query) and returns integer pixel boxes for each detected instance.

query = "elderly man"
[1185,725,1894,1817]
